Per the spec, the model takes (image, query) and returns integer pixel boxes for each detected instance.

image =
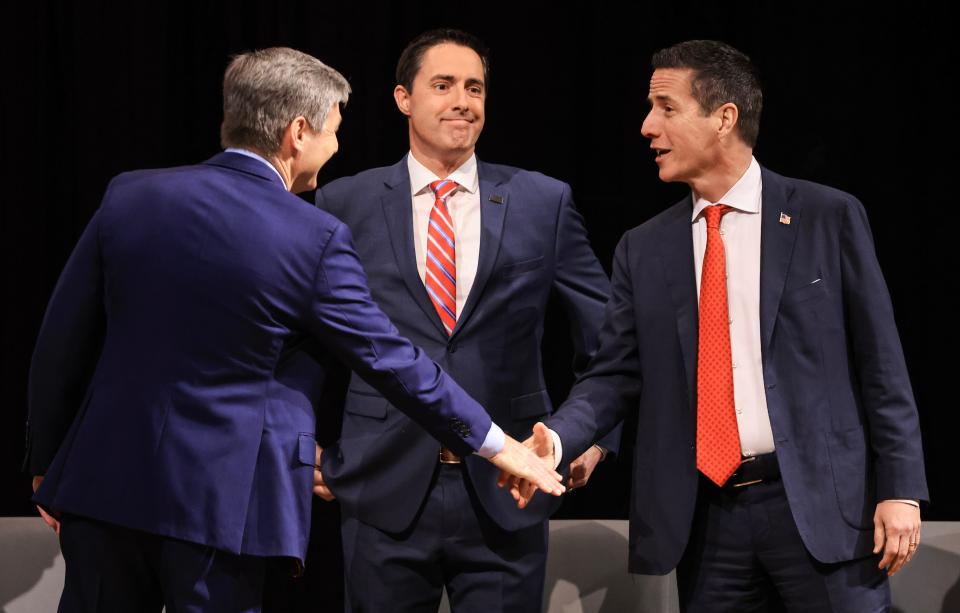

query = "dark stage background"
[2,1,956,607]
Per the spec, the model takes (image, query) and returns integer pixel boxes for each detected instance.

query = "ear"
[282,116,311,155]
[715,103,739,140]
[394,85,412,117]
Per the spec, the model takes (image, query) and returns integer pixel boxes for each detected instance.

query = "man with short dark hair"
[313,28,616,612]
[529,39,928,610]
[25,46,563,613]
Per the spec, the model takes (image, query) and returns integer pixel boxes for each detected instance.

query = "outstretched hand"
[490,426,564,508]
[495,422,559,508]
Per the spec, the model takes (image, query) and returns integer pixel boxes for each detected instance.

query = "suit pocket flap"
[345,391,389,419]
[510,390,551,420]
[501,256,544,278]
[782,278,827,306]
[298,433,316,466]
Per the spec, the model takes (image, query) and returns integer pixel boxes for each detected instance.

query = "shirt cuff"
[474,422,506,458]
[549,429,563,470]
[885,499,920,508]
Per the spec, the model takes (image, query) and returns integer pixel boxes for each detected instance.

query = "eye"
[433,82,449,91]
[467,85,483,95]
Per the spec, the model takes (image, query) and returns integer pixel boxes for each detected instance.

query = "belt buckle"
[439,447,461,464]
[731,456,761,488]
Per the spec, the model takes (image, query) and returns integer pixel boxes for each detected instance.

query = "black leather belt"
[725,452,780,489]
[439,446,461,464]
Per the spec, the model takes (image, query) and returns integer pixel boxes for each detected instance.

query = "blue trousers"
[677,477,890,612]
[57,514,266,613]
[341,463,548,613]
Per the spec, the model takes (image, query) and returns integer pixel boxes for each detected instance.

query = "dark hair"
[396,28,490,92]
[652,40,762,147]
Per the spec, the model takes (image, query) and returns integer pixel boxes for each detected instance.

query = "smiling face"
[394,43,486,170]
[640,68,725,189]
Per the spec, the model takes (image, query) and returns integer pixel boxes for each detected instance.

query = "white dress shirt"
[405,153,504,457]
[408,153,482,317]
[692,157,775,457]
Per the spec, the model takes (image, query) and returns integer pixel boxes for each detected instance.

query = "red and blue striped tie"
[426,179,459,335]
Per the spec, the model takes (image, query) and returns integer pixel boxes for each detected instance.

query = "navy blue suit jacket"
[546,167,928,573]
[26,152,493,563]
[316,157,614,533]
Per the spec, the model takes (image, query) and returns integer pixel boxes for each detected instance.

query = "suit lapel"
[452,161,507,338]
[759,168,801,353]
[379,160,448,337]
[659,197,699,408]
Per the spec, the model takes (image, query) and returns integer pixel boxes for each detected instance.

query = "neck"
[409,143,472,179]
[267,154,294,191]
[691,149,753,203]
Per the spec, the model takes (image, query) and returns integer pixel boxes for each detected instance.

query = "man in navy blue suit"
[24,47,564,613]
[312,29,617,612]
[520,40,928,611]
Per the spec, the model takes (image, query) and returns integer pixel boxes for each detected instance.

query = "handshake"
[314,423,600,508]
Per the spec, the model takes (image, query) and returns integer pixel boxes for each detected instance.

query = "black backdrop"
[2,0,956,547]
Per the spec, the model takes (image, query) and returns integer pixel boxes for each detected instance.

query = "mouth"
[652,148,671,162]
[442,117,473,124]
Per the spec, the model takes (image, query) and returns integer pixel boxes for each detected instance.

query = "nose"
[452,85,470,111]
[640,110,657,139]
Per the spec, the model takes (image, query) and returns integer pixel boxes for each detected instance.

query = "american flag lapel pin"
[489,194,504,204]
[779,212,791,225]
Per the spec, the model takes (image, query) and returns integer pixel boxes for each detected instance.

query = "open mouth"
[653,148,671,161]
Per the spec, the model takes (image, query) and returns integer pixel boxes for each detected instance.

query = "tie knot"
[430,179,459,202]
[703,204,732,228]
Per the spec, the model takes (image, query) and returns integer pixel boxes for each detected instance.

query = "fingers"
[312,445,335,501]
[873,513,885,555]
[36,505,60,535]
[875,501,921,575]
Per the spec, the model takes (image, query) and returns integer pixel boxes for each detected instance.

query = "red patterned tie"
[697,204,741,486]
[425,180,459,335]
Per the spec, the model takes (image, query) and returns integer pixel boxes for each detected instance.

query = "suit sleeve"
[305,221,494,457]
[552,184,622,455]
[840,199,928,502]
[25,210,107,474]
[546,233,643,465]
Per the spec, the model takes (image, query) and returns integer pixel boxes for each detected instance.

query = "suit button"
[447,344,458,353]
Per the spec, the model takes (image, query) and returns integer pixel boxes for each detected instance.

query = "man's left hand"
[568,446,604,489]
[874,500,921,576]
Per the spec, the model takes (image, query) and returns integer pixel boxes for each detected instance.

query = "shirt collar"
[407,152,479,197]
[691,156,762,221]
[225,148,287,187]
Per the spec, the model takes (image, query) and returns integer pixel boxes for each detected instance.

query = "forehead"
[648,68,694,101]
[417,43,484,81]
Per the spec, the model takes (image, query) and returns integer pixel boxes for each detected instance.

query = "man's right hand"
[32,476,60,535]
[493,425,563,508]
[313,444,336,501]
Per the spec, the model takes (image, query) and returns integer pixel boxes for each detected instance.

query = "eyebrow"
[648,93,677,105]
[428,74,485,88]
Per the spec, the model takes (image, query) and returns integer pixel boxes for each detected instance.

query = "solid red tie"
[697,204,741,486]
[425,180,459,335]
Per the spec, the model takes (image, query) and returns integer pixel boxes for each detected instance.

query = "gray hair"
[220,47,351,155]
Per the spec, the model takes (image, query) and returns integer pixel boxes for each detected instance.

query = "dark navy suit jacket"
[26,152,493,564]
[546,167,928,573]
[316,157,615,533]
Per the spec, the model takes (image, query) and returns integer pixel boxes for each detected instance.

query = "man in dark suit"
[525,40,928,611]
[25,47,563,613]
[312,29,617,612]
